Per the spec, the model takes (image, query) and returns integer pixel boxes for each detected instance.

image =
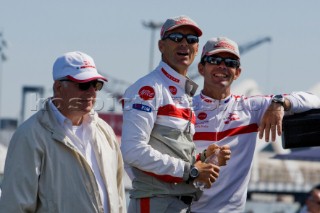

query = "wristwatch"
[271,94,285,106]
[189,166,199,182]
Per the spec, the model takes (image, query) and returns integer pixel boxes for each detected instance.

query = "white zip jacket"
[191,91,320,213]
[0,100,126,213]
[121,61,200,198]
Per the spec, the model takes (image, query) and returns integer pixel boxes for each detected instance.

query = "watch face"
[190,167,199,178]
[272,94,285,103]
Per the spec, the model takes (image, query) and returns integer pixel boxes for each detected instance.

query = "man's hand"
[206,144,231,166]
[258,102,284,142]
[306,189,320,213]
[193,160,220,189]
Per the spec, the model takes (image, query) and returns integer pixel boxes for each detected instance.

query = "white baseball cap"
[201,37,240,59]
[53,51,107,83]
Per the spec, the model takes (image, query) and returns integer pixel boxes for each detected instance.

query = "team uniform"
[121,61,200,212]
[191,91,320,213]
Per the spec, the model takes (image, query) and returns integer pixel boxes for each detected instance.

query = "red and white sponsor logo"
[197,112,207,120]
[80,60,96,69]
[138,86,155,100]
[224,113,240,124]
[175,18,192,25]
[214,41,236,51]
[162,68,180,83]
[169,86,177,95]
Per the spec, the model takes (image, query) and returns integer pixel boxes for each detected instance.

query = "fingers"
[206,144,220,157]
[277,120,282,136]
[203,167,220,189]
[260,123,280,142]
[220,145,230,150]
[258,123,266,139]
[196,163,220,189]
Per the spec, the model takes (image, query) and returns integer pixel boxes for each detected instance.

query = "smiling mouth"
[177,51,188,56]
[214,73,227,78]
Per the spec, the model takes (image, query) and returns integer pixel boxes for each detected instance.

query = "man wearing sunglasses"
[121,16,230,213]
[0,51,126,213]
[191,37,320,213]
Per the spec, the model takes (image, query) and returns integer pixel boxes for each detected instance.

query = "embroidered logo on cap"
[138,86,155,100]
[175,18,191,25]
[214,41,236,51]
[79,60,96,69]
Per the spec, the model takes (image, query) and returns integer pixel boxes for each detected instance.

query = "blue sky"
[0,0,319,120]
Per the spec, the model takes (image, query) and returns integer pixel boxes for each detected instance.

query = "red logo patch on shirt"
[224,113,240,124]
[169,86,177,95]
[197,112,207,120]
[138,86,155,100]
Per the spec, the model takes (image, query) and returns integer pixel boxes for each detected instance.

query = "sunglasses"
[162,33,199,44]
[60,80,104,91]
[204,56,240,68]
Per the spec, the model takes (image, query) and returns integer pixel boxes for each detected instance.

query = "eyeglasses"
[162,33,199,44]
[204,56,240,68]
[60,79,104,91]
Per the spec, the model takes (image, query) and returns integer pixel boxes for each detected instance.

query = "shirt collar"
[200,91,232,106]
[49,99,93,127]
[157,61,198,96]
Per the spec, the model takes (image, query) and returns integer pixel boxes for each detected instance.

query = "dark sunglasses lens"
[169,33,183,42]
[206,57,221,65]
[78,81,104,91]
[206,57,239,68]
[225,59,240,68]
[78,82,92,91]
[186,35,199,44]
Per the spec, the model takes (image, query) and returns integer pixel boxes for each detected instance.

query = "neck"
[52,99,84,126]
[202,88,231,100]
[162,60,188,76]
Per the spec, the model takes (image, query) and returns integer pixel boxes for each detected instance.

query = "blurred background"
[1,0,320,212]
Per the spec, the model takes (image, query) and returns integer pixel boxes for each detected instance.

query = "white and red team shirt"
[121,61,199,198]
[191,91,320,213]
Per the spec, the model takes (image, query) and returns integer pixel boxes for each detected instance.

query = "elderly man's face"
[53,80,100,119]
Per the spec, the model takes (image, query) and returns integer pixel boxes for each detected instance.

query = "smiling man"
[120,16,231,213]
[0,51,126,213]
[191,37,320,213]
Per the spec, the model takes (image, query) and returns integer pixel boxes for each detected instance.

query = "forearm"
[285,92,320,113]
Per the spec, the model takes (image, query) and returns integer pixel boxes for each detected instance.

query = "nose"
[218,62,228,70]
[180,37,189,45]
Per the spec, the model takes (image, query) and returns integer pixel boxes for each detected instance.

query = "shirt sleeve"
[120,82,186,179]
[0,129,41,212]
[285,91,320,114]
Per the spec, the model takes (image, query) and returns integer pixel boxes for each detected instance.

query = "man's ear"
[198,62,205,76]
[158,40,164,54]
[233,67,242,80]
[53,81,62,94]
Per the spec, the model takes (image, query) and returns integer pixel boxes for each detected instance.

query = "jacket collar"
[156,61,198,96]
[39,99,98,143]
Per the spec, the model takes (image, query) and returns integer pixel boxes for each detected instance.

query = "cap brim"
[66,75,108,83]
[205,49,240,59]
